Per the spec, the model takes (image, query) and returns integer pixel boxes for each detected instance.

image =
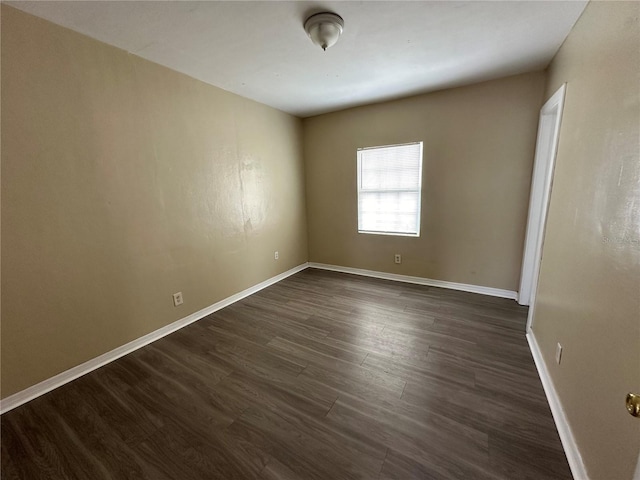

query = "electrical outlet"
[172,292,183,307]
[556,343,563,364]
[394,254,402,264]
[274,251,279,260]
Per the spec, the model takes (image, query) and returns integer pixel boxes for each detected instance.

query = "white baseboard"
[0,263,309,415]
[527,331,589,480]
[308,262,518,300]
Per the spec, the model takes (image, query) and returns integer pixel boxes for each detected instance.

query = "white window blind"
[357,142,423,236]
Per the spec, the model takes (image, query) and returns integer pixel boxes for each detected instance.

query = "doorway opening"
[519,84,566,332]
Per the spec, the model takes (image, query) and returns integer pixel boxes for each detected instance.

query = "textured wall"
[303,72,545,291]
[1,6,308,397]
[533,2,640,479]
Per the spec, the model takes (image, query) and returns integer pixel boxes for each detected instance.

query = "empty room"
[1,1,638,479]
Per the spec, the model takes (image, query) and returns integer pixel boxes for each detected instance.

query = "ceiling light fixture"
[304,12,344,51]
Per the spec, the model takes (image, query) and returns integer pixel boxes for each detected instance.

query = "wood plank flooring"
[1,268,572,479]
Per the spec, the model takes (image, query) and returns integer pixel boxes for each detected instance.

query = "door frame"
[519,84,566,332]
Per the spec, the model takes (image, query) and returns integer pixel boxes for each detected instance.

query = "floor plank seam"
[359,353,369,366]
[324,396,339,418]
[399,380,408,399]
[377,447,390,478]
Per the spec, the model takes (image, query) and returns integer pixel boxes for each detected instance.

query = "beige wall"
[533,2,640,479]
[303,72,545,291]
[1,6,308,398]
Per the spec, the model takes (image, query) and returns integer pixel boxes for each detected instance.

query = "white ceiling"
[8,1,587,117]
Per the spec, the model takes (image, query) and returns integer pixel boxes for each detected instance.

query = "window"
[357,142,423,236]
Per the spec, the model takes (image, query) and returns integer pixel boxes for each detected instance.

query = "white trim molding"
[520,83,566,315]
[0,263,309,415]
[308,262,518,300]
[527,331,589,480]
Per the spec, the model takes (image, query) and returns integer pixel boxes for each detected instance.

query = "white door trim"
[520,85,566,331]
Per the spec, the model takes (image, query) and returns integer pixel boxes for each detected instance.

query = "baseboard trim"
[527,331,589,480]
[308,262,518,300]
[0,262,309,415]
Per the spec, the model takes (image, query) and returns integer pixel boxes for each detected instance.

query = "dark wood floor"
[1,268,572,480]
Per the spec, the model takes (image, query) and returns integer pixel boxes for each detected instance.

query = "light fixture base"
[304,12,344,51]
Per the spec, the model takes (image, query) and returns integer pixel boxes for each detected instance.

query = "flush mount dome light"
[304,12,344,51]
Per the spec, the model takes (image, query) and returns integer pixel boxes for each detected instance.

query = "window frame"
[356,141,424,237]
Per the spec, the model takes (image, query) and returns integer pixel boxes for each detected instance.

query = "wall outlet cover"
[556,342,563,364]
[173,292,184,307]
